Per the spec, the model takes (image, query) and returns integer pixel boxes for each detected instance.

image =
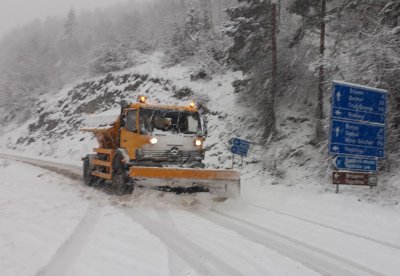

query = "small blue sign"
[230,146,249,156]
[329,119,385,158]
[335,156,377,172]
[230,138,251,157]
[332,81,387,125]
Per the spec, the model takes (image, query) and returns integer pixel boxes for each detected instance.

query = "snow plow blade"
[129,167,240,198]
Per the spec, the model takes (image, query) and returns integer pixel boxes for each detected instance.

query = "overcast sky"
[0,0,129,39]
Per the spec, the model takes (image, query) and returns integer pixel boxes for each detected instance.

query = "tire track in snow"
[154,209,189,276]
[0,153,82,181]
[0,153,391,276]
[250,203,400,251]
[155,209,201,276]
[0,153,131,199]
[1,153,196,275]
[154,209,187,276]
[194,210,385,276]
[123,208,243,276]
[156,209,275,276]
[159,209,276,276]
[35,204,102,276]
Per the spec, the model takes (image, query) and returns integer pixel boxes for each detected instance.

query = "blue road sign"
[329,119,385,158]
[231,146,249,156]
[332,81,387,125]
[329,144,384,159]
[332,107,385,125]
[335,156,377,172]
[230,138,250,157]
[231,138,250,149]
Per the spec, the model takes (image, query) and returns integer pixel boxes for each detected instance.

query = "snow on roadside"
[65,206,170,276]
[0,159,175,276]
[141,208,321,276]
[0,157,322,276]
[240,184,400,241]
[0,159,88,276]
[219,186,400,276]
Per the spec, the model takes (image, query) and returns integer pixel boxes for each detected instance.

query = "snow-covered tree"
[224,0,277,139]
[288,0,330,142]
[64,8,77,39]
[91,45,134,74]
[200,0,214,32]
[166,3,226,74]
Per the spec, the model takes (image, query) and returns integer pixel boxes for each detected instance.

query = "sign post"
[329,81,387,192]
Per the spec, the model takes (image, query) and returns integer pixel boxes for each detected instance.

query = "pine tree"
[91,45,133,74]
[224,0,277,139]
[185,7,202,46]
[64,8,77,39]
[200,0,214,32]
[57,8,83,83]
[167,6,203,64]
[289,0,327,142]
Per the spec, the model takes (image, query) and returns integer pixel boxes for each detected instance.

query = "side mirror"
[120,100,129,113]
[120,113,126,128]
[120,100,129,108]
[202,116,208,137]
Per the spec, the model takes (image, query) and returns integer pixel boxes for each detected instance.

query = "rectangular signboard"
[231,138,250,149]
[332,81,387,125]
[230,146,248,156]
[332,171,377,186]
[332,107,385,125]
[329,119,385,158]
[335,156,377,172]
[230,138,250,157]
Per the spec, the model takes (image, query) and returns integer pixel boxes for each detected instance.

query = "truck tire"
[83,156,96,186]
[112,151,130,195]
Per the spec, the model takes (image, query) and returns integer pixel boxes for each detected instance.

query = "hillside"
[0,0,399,207]
[1,52,399,206]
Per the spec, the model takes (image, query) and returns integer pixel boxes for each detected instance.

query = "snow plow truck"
[81,96,240,198]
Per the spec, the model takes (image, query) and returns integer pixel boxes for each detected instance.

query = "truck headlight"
[195,139,202,146]
[150,137,158,144]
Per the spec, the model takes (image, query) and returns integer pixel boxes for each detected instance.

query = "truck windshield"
[139,108,202,135]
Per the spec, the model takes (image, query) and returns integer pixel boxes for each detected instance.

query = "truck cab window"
[139,108,202,135]
[126,110,137,132]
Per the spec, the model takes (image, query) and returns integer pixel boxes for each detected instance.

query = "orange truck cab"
[81,96,240,198]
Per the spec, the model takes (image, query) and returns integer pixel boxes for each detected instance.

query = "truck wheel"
[112,152,130,195]
[83,157,96,186]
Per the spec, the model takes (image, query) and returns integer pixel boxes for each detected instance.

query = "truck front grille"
[138,149,203,162]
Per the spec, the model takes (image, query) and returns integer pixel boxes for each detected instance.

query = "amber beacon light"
[138,95,147,103]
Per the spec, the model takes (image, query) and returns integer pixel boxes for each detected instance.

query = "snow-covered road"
[1,154,400,276]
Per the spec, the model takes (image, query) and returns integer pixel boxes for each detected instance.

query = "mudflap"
[128,166,240,198]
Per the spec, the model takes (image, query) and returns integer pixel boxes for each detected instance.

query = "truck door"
[120,109,139,159]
